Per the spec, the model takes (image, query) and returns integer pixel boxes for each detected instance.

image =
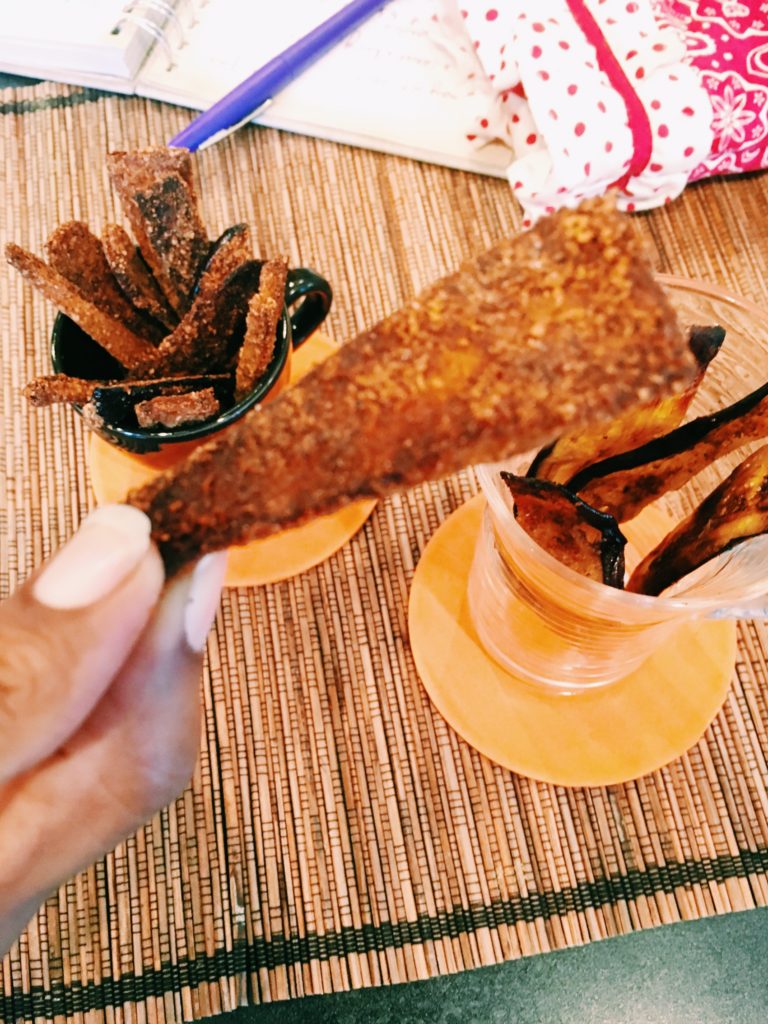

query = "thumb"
[0,504,164,783]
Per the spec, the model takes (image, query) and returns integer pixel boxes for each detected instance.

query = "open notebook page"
[135,0,512,177]
[0,1,156,85]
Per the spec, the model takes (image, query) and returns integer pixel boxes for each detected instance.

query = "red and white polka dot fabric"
[438,0,768,222]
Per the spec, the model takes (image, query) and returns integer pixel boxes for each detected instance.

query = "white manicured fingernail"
[34,505,152,610]
[184,552,227,652]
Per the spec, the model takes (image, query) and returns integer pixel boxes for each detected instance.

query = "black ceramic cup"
[51,265,332,454]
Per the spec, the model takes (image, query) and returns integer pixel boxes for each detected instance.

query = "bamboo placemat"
[2,81,768,1023]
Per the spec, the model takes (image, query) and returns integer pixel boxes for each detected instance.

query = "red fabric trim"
[565,0,653,188]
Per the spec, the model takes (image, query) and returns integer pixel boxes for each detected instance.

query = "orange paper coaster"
[88,333,376,586]
[408,495,737,787]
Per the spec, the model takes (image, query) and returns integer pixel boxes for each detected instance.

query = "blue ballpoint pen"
[169,0,395,151]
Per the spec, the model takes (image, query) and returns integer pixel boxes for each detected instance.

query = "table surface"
[205,908,768,1024]
[2,71,768,1023]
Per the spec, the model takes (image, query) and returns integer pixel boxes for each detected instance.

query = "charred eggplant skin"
[500,472,627,588]
[627,444,768,595]
[567,378,768,494]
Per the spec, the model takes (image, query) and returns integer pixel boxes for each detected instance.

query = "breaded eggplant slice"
[188,223,251,299]
[234,256,287,400]
[126,198,697,573]
[23,373,105,407]
[528,325,725,482]
[102,223,177,331]
[234,294,279,401]
[500,472,626,586]
[144,225,253,376]
[253,255,288,308]
[44,221,164,344]
[89,374,232,430]
[135,388,220,429]
[569,377,768,521]
[106,147,210,315]
[628,445,768,595]
[5,242,158,371]
[25,371,230,411]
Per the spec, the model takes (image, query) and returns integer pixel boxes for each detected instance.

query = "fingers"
[0,505,164,783]
[80,552,228,821]
[0,552,227,924]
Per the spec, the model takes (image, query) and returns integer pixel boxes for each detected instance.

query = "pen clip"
[197,98,274,151]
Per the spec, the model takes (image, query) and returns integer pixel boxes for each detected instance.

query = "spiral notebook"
[0,0,512,178]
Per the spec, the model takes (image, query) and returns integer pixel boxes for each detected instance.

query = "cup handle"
[284,267,333,349]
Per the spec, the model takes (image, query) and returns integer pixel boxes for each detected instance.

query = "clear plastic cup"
[470,459,768,694]
[467,277,768,696]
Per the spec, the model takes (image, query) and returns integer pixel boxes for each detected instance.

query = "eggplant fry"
[500,472,626,586]
[102,223,178,331]
[135,388,220,429]
[234,256,287,400]
[106,147,210,315]
[234,294,279,401]
[126,197,697,573]
[5,242,158,371]
[568,377,768,521]
[24,371,230,411]
[45,221,165,344]
[254,255,288,307]
[528,324,725,483]
[23,373,105,407]
[144,225,253,376]
[88,374,232,430]
[190,224,251,297]
[628,444,768,595]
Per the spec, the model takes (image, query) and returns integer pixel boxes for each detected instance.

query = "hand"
[0,505,226,955]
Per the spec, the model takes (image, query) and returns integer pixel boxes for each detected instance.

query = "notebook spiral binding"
[113,0,208,70]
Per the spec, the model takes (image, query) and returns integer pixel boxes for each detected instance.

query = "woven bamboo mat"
[3,81,768,1023]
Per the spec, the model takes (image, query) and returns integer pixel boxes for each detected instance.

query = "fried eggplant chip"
[24,371,230,410]
[88,374,232,431]
[568,377,768,522]
[500,472,626,586]
[528,324,726,483]
[126,198,697,573]
[234,256,286,400]
[144,225,253,376]
[188,224,251,298]
[628,445,768,595]
[254,255,288,308]
[44,221,165,344]
[102,223,177,331]
[23,373,105,407]
[106,147,210,315]
[234,294,279,401]
[135,388,220,429]
[5,242,158,371]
